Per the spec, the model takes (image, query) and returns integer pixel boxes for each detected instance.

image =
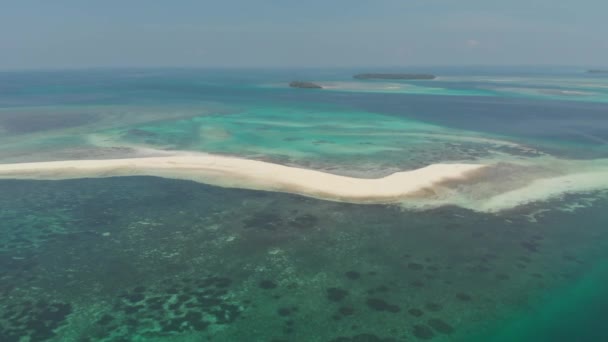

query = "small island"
[354,73,436,80]
[587,70,608,74]
[289,81,323,89]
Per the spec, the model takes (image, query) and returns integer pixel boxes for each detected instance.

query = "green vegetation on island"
[289,81,323,89]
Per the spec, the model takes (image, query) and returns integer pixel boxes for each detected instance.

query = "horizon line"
[0,64,603,73]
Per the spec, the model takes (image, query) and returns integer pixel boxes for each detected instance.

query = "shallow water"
[1,178,607,341]
[1,68,608,341]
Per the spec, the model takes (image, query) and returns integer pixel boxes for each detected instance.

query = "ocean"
[1,67,607,341]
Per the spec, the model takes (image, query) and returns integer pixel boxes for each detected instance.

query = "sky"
[1,0,607,69]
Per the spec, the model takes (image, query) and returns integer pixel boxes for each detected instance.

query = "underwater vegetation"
[0,177,607,341]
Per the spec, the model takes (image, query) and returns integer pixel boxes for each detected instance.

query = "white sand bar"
[0,155,486,204]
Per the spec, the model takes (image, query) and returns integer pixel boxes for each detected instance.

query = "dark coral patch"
[408,308,424,317]
[428,318,455,334]
[122,293,145,303]
[339,306,355,316]
[259,280,277,290]
[425,302,442,312]
[456,293,472,301]
[0,300,73,342]
[133,286,146,293]
[211,277,232,288]
[345,271,361,280]
[366,298,400,313]
[96,314,114,326]
[521,241,540,253]
[327,288,349,302]
[412,324,435,340]
[90,275,241,339]
[277,307,293,317]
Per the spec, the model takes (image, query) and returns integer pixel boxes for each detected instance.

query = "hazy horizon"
[0,64,606,72]
[2,0,607,70]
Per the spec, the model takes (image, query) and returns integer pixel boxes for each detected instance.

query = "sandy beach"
[0,154,486,204]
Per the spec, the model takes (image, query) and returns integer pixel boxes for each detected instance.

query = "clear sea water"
[1,67,608,341]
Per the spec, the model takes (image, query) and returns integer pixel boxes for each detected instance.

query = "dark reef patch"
[96,314,114,326]
[259,280,278,290]
[521,240,541,253]
[456,293,472,301]
[425,302,442,312]
[428,318,455,334]
[84,275,241,340]
[327,288,349,302]
[345,271,361,280]
[2,173,608,341]
[412,324,435,340]
[408,308,424,317]
[277,307,296,317]
[366,298,400,313]
[0,299,72,342]
[339,306,356,316]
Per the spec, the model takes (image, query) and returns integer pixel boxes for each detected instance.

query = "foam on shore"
[436,157,608,213]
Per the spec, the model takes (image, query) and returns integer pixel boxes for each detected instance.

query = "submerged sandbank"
[0,154,485,204]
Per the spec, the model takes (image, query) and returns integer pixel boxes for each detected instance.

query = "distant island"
[587,70,608,74]
[354,73,436,80]
[289,81,323,89]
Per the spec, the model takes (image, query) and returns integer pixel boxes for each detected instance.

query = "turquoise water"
[1,68,608,341]
[464,260,608,342]
[103,105,538,174]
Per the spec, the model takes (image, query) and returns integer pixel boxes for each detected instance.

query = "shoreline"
[3,153,608,212]
[0,154,486,204]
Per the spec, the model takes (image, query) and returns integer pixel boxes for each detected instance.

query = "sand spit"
[0,154,485,204]
[3,154,608,212]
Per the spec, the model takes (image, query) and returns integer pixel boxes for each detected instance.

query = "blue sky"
[1,0,606,69]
